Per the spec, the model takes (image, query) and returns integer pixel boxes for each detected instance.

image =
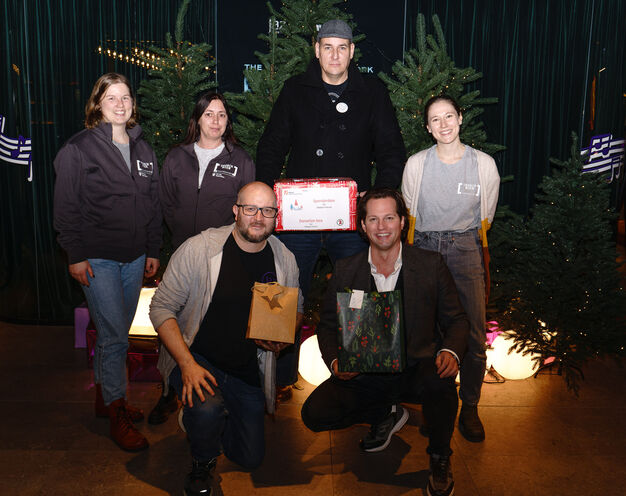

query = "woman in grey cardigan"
[401,94,500,444]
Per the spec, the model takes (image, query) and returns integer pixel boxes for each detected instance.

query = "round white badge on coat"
[336,102,348,113]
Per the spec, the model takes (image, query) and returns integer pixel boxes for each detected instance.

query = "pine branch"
[137,0,216,165]
[490,133,626,394]
[379,13,505,156]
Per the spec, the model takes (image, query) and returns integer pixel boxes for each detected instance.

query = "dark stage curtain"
[1,0,624,322]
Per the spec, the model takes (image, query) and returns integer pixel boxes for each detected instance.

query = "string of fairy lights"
[96,42,212,72]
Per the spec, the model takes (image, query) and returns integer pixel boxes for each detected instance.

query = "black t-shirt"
[323,80,348,103]
[191,234,276,386]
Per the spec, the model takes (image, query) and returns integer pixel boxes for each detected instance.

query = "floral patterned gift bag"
[336,290,406,373]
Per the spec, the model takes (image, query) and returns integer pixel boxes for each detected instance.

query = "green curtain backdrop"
[1,0,624,322]
[1,0,216,322]
[407,0,625,212]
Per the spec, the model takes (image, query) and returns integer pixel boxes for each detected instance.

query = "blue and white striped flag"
[0,114,32,182]
[581,133,624,183]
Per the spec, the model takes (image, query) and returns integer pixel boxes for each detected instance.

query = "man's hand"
[145,257,160,278]
[436,351,459,378]
[254,339,289,353]
[69,260,93,286]
[332,359,359,381]
[179,360,218,407]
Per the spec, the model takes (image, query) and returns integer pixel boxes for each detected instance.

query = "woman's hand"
[69,261,93,286]
[145,257,160,278]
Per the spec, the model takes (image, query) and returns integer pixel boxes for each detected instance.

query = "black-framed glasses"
[236,204,279,218]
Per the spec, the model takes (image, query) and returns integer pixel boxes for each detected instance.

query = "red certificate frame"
[274,178,358,231]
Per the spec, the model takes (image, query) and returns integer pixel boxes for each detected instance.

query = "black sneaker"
[360,404,409,452]
[184,458,216,496]
[427,454,454,496]
[458,403,485,442]
[148,385,179,425]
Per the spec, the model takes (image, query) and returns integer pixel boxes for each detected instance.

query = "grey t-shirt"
[112,140,131,172]
[415,146,480,233]
[194,142,225,188]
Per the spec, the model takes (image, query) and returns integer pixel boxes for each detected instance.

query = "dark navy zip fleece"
[160,142,255,249]
[53,122,162,264]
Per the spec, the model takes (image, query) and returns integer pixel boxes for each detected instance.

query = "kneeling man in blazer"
[301,187,469,496]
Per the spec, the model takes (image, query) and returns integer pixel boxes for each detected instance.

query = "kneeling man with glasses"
[150,182,303,496]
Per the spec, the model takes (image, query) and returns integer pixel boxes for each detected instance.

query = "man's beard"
[237,220,273,243]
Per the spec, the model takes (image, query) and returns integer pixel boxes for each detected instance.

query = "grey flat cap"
[317,19,353,41]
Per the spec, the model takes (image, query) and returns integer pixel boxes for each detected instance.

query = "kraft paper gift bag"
[336,289,405,373]
[246,282,298,344]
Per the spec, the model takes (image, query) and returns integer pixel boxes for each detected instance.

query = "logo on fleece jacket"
[212,163,238,178]
[136,160,154,177]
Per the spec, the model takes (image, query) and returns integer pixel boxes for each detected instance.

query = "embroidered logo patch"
[212,163,238,178]
[136,160,153,177]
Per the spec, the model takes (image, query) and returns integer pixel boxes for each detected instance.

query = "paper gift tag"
[349,290,364,309]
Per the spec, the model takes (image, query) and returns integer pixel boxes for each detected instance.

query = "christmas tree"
[226,0,357,161]
[379,14,504,156]
[138,0,216,165]
[490,134,626,393]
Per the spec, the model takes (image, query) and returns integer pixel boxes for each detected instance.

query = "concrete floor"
[1,321,624,496]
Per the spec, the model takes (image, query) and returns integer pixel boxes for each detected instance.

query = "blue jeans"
[169,353,266,469]
[413,230,486,406]
[276,231,368,385]
[82,255,145,405]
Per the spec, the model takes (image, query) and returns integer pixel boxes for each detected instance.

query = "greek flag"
[581,133,624,183]
[0,114,32,182]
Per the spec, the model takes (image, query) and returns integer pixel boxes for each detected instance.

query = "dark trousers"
[301,358,458,456]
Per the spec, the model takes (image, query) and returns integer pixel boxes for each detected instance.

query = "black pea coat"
[256,60,406,191]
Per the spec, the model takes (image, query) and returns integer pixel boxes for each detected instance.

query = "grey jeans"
[413,230,486,406]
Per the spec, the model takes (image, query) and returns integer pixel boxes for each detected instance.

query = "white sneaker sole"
[363,407,410,452]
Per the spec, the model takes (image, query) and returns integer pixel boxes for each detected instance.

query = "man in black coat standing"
[256,19,406,390]
[301,188,468,496]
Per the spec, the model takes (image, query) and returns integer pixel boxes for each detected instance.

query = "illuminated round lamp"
[129,287,158,337]
[298,335,331,386]
[490,333,540,380]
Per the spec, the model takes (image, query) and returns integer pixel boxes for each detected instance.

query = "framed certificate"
[274,178,358,231]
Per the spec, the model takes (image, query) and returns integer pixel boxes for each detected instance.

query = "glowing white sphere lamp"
[129,287,158,337]
[298,335,331,386]
[490,332,540,380]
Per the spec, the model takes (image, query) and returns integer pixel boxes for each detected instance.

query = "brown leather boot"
[458,403,485,442]
[109,398,149,452]
[95,384,144,422]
